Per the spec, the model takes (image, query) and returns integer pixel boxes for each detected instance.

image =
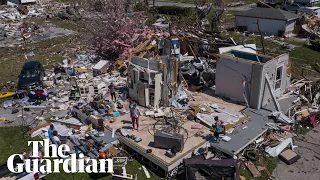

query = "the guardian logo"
[7,139,114,173]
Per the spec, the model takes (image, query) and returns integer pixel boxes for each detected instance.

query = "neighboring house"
[235,8,298,36]
[215,50,291,110]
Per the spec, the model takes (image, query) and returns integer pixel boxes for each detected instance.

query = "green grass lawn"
[0,126,42,162]
[240,156,280,180]
[289,46,320,77]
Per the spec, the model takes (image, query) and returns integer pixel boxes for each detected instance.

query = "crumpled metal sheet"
[180,57,216,86]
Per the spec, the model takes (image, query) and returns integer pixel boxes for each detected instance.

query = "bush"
[134,2,147,11]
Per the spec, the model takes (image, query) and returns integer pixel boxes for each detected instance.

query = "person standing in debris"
[19,23,26,42]
[69,129,88,159]
[130,101,140,131]
[48,124,55,143]
[109,82,117,102]
[52,130,61,146]
[214,116,225,140]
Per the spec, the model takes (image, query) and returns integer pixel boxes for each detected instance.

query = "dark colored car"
[18,60,45,90]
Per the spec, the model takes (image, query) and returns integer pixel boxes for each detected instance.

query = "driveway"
[272,125,320,180]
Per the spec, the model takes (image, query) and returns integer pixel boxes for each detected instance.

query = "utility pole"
[256,19,266,55]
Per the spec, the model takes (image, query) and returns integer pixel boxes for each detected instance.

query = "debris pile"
[0,2,70,47]
[56,6,81,21]
[1,1,320,179]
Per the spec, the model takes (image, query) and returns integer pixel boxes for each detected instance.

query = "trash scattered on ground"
[0,1,320,179]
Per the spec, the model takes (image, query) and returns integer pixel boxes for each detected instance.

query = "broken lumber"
[245,161,261,178]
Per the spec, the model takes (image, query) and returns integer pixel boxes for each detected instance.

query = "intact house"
[235,8,298,36]
[215,50,291,110]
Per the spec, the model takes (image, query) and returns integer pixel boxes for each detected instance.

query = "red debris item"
[99,151,107,159]
[302,112,319,128]
[34,173,39,180]
[191,123,202,129]
[35,89,44,95]
[280,125,291,131]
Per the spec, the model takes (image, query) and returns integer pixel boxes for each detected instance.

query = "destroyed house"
[128,56,178,108]
[215,50,291,110]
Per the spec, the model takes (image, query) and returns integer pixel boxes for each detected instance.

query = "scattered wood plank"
[256,166,266,171]
[314,63,320,74]
[245,161,261,178]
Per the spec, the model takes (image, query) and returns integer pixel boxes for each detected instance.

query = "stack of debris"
[1,6,320,178]
[0,1,70,47]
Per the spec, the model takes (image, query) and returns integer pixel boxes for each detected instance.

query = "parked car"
[18,61,45,90]
[281,3,301,12]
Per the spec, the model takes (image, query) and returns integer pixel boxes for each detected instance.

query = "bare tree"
[193,0,225,33]
[210,0,225,33]
[256,19,266,55]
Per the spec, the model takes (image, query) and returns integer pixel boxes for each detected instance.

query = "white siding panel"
[215,56,253,102]
[285,20,296,34]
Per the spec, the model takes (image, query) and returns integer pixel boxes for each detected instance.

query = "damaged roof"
[236,8,298,21]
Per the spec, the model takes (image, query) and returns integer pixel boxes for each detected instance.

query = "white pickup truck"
[0,155,48,180]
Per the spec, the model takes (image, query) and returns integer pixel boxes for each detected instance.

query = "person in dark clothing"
[109,82,116,102]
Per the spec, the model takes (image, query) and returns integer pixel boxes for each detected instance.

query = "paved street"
[272,125,320,180]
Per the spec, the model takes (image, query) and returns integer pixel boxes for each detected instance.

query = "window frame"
[274,65,284,90]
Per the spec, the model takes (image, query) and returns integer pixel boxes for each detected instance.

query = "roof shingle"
[236,8,298,21]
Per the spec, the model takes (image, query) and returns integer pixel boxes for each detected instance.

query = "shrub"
[154,6,194,16]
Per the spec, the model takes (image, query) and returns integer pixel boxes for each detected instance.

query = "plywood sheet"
[245,161,261,178]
